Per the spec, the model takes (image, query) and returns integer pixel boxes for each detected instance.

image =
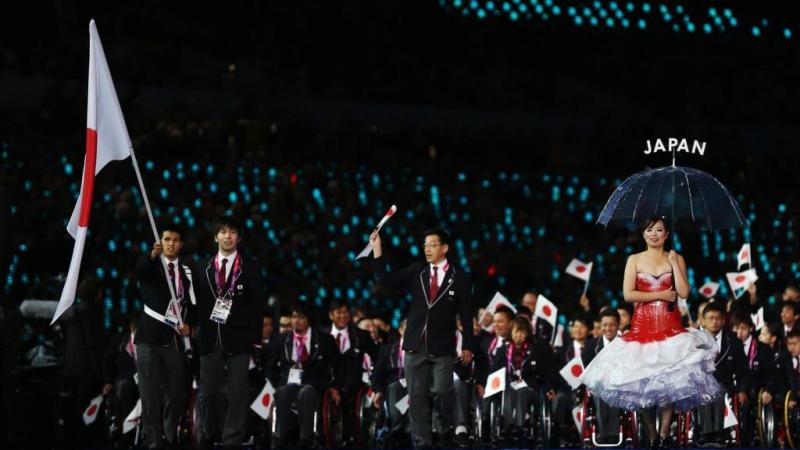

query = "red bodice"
[622,272,686,343]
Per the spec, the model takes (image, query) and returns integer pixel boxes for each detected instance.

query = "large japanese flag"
[484,368,506,398]
[534,294,558,328]
[250,379,276,420]
[52,20,132,324]
[559,355,585,390]
[82,394,104,425]
[737,244,751,270]
[565,259,593,282]
[698,281,720,299]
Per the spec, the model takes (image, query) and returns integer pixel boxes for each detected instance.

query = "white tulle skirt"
[579,329,723,411]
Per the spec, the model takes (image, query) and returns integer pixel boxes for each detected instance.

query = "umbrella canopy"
[597,165,747,231]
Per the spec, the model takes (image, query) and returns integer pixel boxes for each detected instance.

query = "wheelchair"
[485,386,554,448]
[673,392,743,448]
[578,389,638,448]
[270,387,342,448]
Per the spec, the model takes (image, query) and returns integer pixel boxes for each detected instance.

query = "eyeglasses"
[422,243,441,249]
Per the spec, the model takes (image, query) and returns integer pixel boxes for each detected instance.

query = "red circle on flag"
[742,251,749,259]
[735,275,746,283]
[542,305,552,317]
[571,364,583,377]
[261,394,271,407]
[723,406,729,417]
[702,287,712,295]
[576,265,586,273]
[491,377,501,390]
[87,404,98,416]
[576,411,583,421]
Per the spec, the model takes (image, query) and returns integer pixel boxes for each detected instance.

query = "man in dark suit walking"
[135,225,195,450]
[369,227,476,448]
[196,217,265,450]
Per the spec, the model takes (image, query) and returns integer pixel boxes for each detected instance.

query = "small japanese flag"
[485,291,517,315]
[723,394,738,428]
[737,244,751,271]
[572,405,585,433]
[395,394,410,415]
[726,269,758,298]
[534,295,558,328]
[123,399,142,434]
[751,307,765,332]
[698,281,720,299]
[250,379,276,420]
[356,205,398,259]
[82,394,104,425]
[559,355,585,390]
[566,259,593,282]
[484,368,507,398]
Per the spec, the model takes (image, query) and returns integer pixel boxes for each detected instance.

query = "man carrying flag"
[135,224,196,449]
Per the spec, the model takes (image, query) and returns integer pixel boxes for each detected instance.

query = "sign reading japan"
[644,138,706,155]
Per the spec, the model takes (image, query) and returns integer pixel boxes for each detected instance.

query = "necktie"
[335,333,343,353]
[296,335,308,364]
[128,335,137,362]
[168,262,180,299]
[429,266,439,303]
[795,356,800,376]
[217,258,228,296]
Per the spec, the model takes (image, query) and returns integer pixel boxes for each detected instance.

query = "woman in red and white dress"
[580,216,721,449]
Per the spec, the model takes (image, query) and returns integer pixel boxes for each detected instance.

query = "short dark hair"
[328,299,350,313]
[762,322,779,338]
[291,302,313,322]
[516,305,532,318]
[161,223,185,239]
[599,308,621,324]
[573,314,593,330]
[511,316,533,336]
[730,311,754,330]
[781,301,800,316]
[787,329,800,341]
[214,216,242,236]
[423,227,451,246]
[702,301,726,317]
[641,216,670,235]
[493,306,515,322]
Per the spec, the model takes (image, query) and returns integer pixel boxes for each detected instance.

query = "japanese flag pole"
[129,149,191,350]
[581,272,590,297]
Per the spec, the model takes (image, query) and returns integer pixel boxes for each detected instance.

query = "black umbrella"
[597,164,747,231]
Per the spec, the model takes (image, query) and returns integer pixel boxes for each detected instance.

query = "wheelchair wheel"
[785,391,800,449]
[488,399,503,444]
[674,410,692,448]
[755,389,776,449]
[580,390,592,448]
[729,393,742,446]
[536,389,554,448]
[354,386,378,447]
[623,410,639,448]
[471,398,484,444]
[321,389,343,448]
